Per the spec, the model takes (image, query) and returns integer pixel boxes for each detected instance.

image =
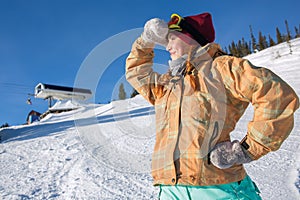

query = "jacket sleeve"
[125,37,165,105]
[216,56,299,160]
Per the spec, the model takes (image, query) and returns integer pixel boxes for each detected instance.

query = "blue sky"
[0,0,299,126]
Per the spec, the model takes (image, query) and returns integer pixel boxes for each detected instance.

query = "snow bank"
[49,100,82,111]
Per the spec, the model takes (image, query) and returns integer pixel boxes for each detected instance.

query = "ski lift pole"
[48,96,53,108]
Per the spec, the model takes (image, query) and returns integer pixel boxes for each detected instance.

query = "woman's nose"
[166,42,171,51]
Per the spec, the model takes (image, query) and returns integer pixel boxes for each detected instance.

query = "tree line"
[0,123,9,128]
[225,20,300,57]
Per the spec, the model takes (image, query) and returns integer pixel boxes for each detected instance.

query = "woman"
[126,12,299,199]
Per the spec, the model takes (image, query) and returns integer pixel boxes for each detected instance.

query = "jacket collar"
[190,43,222,68]
[168,43,223,78]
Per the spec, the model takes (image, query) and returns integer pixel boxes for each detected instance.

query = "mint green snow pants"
[158,175,262,200]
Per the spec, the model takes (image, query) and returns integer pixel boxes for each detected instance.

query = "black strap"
[241,137,250,150]
[212,50,228,60]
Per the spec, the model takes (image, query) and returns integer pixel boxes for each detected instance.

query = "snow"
[48,100,82,111]
[1,39,300,200]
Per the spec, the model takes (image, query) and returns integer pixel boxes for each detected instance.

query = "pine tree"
[249,25,257,52]
[118,83,126,100]
[258,31,267,50]
[276,27,283,44]
[269,34,276,47]
[294,26,299,38]
[248,41,252,53]
[0,123,9,128]
[242,38,251,56]
[130,89,139,98]
[237,40,243,57]
[245,42,250,55]
[285,20,291,41]
[229,41,238,57]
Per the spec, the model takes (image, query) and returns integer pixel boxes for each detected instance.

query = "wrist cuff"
[240,136,270,160]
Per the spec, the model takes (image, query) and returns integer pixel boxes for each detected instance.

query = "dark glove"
[210,140,252,169]
[141,18,168,46]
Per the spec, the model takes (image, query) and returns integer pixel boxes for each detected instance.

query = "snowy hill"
[1,39,300,200]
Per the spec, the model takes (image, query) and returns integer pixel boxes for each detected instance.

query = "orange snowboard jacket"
[126,37,299,186]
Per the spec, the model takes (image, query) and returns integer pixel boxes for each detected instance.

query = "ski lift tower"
[34,83,92,107]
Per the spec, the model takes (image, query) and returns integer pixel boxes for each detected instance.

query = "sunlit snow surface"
[1,39,300,199]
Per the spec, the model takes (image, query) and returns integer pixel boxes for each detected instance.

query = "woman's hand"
[210,140,252,169]
[141,18,168,46]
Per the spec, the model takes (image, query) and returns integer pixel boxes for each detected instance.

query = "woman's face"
[166,32,199,60]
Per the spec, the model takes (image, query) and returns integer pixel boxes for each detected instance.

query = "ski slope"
[1,39,300,199]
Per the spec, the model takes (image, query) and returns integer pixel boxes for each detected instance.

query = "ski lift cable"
[0,82,36,96]
[0,90,32,95]
[0,82,34,89]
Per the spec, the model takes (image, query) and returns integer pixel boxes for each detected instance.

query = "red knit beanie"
[168,12,215,45]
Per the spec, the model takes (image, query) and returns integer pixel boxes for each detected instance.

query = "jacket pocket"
[182,91,212,128]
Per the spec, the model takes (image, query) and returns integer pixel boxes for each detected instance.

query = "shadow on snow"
[0,106,155,143]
